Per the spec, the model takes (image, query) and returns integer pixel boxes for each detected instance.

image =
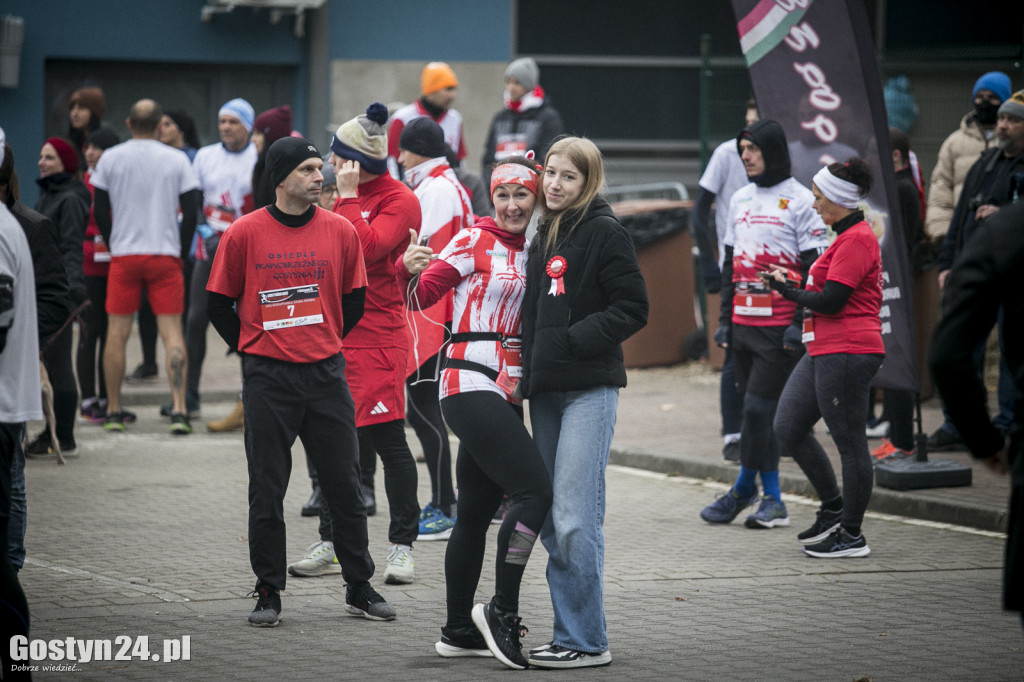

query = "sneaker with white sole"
[383,544,414,584]
[472,602,529,670]
[802,527,870,558]
[865,420,890,439]
[797,506,843,544]
[344,582,396,621]
[247,585,281,627]
[743,494,789,529]
[528,644,612,669]
[700,488,757,524]
[287,540,340,577]
[417,504,456,541]
[435,625,494,658]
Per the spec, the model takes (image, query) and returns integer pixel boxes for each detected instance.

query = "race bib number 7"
[259,284,324,330]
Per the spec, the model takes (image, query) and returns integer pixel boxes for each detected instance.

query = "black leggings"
[732,324,799,472]
[440,390,552,626]
[322,419,420,546]
[42,323,77,443]
[406,353,455,508]
[186,237,218,395]
[77,275,108,401]
[775,352,884,532]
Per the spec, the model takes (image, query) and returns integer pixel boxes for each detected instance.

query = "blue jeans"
[530,386,619,654]
[8,424,26,571]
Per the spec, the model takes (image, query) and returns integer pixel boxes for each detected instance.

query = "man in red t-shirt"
[207,136,395,627]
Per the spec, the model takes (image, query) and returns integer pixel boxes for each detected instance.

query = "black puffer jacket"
[35,172,89,304]
[521,197,648,397]
[5,194,71,341]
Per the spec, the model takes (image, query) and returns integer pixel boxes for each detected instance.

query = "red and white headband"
[490,160,540,196]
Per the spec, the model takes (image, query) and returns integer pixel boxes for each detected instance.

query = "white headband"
[812,166,861,209]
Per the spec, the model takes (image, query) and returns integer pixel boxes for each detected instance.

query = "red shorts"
[345,346,407,427]
[106,255,185,316]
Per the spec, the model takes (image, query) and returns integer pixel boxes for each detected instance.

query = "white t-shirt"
[91,139,200,257]
[0,205,42,422]
[192,141,257,232]
[724,177,828,326]
[699,139,750,267]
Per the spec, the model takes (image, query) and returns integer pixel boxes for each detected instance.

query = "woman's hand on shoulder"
[402,228,436,275]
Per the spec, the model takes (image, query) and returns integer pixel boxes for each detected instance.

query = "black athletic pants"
[406,353,455,509]
[242,352,374,591]
[323,419,420,547]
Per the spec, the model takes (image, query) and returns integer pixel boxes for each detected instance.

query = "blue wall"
[0,0,513,204]
[0,0,306,204]
[328,0,511,61]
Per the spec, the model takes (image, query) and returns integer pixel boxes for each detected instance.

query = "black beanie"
[399,117,447,159]
[86,128,121,151]
[267,137,322,188]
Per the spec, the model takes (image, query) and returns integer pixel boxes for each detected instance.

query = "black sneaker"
[25,430,77,457]
[798,506,843,544]
[345,582,396,621]
[926,426,965,452]
[471,601,529,670]
[25,430,54,456]
[528,643,612,669]
[802,527,870,558]
[170,412,193,436]
[247,585,281,627]
[722,440,740,463]
[125,362,158,382]
[105,411,128,432]
[160,390,201,419]
[434,625,494,658]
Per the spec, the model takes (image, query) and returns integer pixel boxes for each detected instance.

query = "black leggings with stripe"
[440,389,552,628]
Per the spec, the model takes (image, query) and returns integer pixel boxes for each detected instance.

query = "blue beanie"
[972,72,1012,104]
[218,98,255,132]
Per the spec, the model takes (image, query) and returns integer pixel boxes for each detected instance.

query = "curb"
[610,447,1008,534]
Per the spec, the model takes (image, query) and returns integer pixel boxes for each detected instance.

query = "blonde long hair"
[539,136,605,254]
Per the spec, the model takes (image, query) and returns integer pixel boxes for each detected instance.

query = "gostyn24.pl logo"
[10,635,190,669]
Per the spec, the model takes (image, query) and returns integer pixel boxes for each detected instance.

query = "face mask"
[975,100,999,125]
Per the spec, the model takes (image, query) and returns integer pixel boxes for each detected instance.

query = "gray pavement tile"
[15,354,1024,681]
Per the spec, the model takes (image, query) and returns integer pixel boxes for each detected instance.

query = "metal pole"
[699,34,712,170]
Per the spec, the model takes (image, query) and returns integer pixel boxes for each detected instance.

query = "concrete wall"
[328,60,507,174]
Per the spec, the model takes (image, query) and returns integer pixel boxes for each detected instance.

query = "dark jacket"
[937,147,1024,271]
[930,200,1023,611]
[5,194,71,342]
[482,100,564,190]
[521,197,649,397]
[34,172,90,304]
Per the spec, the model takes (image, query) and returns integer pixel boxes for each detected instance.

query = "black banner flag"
[729,0,919,392]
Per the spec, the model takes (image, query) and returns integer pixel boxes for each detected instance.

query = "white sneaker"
[287,540,339,577]
[383,544,414,584]
[865,421,890,439]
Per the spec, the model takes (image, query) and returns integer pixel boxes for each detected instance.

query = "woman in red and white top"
[764,158,884,559]
[397,157,552,670]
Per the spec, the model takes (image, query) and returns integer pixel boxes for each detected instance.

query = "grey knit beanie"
[504,57,539,90]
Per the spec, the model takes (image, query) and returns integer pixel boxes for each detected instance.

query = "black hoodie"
[736,119,792,188]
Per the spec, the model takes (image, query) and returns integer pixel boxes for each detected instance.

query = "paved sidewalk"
[116,327,1012,533]
[13,326,1021,680]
